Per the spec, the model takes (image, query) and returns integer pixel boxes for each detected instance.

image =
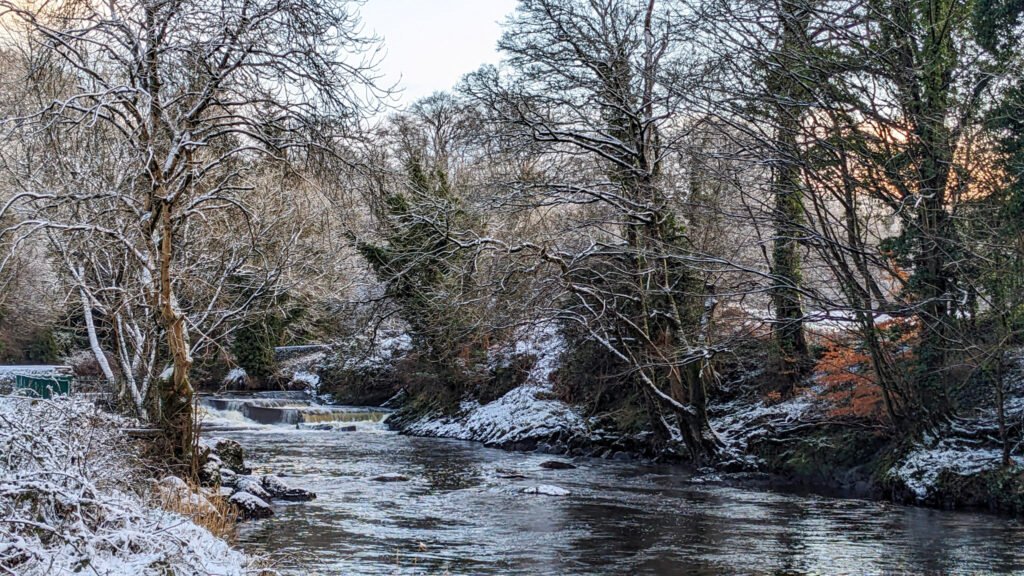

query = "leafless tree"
[0,0,385,460]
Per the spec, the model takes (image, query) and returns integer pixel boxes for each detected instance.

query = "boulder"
[229,491,273,519]
[219,468,238,487]
[539,460,577,470]
[199,457,222,486]
[234,475,272,500]
[522,484,571,496]
[370,473,410,482]
[261,474,316,502]
[214,439,250,474]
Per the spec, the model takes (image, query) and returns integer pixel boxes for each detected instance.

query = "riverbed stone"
[261,474,317,501]
[215,439,250,474]
[496,467,529,479]
[229,491,274,519]
[235,475,272,500]
[522,484,571,496]
[539,460,577,470]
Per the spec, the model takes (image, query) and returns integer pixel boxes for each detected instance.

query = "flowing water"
[202,399,1024,575]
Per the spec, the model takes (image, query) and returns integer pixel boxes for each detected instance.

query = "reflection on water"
[213,418,1024,575]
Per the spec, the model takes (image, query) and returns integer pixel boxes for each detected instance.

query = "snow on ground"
[401,384,587,446]
[890,440,1023,500]
[402,322,588,446]
[0,395,252,575]
[887,351,1024,501]
[336,330,412,372]
[289,370,321,393]
[710,392,817,467]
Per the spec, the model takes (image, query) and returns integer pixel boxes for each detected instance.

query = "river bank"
[286,328,1024,517]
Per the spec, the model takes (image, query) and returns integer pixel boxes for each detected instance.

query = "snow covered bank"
[887,353,1024,503]
[0,395,252,575]
[396,384,588,448]
[390,323,590,449]
[710,392,818,468]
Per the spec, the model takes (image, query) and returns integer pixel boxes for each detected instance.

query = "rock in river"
[261,474,316,501]
[230,491,274,519]
[215,439,250,474]
[522,485,571,496]
[539,460,577,470]
[234,475,272,500]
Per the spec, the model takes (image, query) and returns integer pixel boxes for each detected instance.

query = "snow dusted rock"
[229,491,274,520]
[397,385,586,449]
[220,467,238,486]
[223,366,249,387]
[200,455,223,486]
[261,474,316,501]
[522,484,571,496]
[215,439,250,474]
[371,473,410,482]
[539,460,577,470]
[234,475,272,500]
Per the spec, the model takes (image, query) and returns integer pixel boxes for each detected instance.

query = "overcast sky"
[359,0,518,107]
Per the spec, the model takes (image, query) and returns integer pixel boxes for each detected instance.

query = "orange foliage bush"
[814,319,916,422]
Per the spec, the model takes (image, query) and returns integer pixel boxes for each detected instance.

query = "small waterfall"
[199,395,389,428]
[299,410,388,424]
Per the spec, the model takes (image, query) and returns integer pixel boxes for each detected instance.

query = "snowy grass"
[0,395,254,575]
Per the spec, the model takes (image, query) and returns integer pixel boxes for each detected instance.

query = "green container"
[14,374,72,399]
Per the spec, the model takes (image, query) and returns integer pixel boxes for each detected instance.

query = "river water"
[203,405,1024,575]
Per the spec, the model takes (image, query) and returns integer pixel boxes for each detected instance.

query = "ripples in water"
[213,421,1024,575]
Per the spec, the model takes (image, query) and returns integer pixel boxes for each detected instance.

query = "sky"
[359,0,518,107]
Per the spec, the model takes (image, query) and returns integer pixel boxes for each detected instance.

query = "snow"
[336,330,412,372]
[402,384,587,446]
[0,365,68,389]
[290,370,320,393]
[890,440,1023,500]
[223,367,247,385]
[0,395,251,575]
[711,392,816,461]
[888,350,1024,500]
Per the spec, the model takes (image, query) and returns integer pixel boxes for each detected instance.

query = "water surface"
[207,409,1024,575]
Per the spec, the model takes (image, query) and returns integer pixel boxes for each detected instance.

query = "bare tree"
[0,0,384,461]
[463,0,723,460]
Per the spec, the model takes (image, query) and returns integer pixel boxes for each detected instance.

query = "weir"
[199,395,389,426]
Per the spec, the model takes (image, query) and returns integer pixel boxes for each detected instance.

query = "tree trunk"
[768,0,810,395]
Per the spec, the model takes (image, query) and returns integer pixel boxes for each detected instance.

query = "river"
[202,402,1024,575]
